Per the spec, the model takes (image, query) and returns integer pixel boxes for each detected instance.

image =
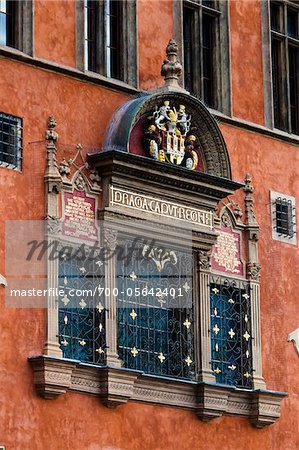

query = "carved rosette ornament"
[143,100,201,170]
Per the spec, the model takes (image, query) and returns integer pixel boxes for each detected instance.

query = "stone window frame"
[29,118,287,429]
[270,190,297,245]
[262,0,299,134]
[75,0,138,87]
[0,0,34,55]
[173,0,231,115]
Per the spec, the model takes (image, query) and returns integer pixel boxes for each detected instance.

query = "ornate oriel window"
[79,0,137,86]
[30,43,286,428]
[182,0,230,114]
[0,112,22,170]
[270,0,299,134]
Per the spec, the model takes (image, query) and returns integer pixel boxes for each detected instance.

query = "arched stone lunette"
[103,91,232,179]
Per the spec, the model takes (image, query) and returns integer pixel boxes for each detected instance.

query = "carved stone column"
[196,250,215,383]
[244,175,266,389]
[43,117,63,358]
[103,227,122,367]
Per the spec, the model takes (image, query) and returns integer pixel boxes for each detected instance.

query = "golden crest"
[144,100,200,170]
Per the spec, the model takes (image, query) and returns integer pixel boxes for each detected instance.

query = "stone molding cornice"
[88,150,243,204]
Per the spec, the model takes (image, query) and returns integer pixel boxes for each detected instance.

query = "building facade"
[0,1,298,449]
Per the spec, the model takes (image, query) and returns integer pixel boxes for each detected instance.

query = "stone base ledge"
[29,356,287,428]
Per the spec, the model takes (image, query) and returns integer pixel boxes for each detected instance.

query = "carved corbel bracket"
[29,356,141,407]
[29,356,77,400]
[99,367,142,408]
[196,383,229,421]
[250,391,288,428]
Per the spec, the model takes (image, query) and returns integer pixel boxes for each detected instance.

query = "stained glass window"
[117,240,195,379]
[58,245,106,364]
[210,276,253,389]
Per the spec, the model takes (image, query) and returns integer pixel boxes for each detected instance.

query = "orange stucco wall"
[138,0,173,90]
[230,0,265,124]
[0,0,298,449]
[34,0,77,67]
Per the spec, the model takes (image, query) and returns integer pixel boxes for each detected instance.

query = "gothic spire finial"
[161,39,185,92]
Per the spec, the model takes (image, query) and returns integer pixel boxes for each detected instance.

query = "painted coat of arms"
[143,100,200,170]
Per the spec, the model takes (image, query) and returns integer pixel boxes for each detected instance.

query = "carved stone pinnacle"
[161,39,184,91]
[45,116,61,193]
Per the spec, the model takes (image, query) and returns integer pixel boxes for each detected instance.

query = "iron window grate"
[274,197,296,238]
[0,112,22,170]
[210,277,253,389]
[117,239,195,380]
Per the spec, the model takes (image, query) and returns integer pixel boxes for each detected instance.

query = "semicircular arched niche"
[103,91,232,179]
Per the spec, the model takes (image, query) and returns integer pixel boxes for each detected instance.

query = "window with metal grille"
[270,191,297,244]
[270,1,299,135]
[182,0,230,113]
[84,0,135,84]
[58,247,106,363]
[117,240,195,380]
[210,277,253,389]
[275,197,295,237]
[0,112,22,170]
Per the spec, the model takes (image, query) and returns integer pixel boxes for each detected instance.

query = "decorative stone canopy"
[103,40,232,179]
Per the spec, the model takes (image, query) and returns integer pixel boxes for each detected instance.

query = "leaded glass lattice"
[210,276,253,388]
[58,246,106,363]
[117,239,195,379]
